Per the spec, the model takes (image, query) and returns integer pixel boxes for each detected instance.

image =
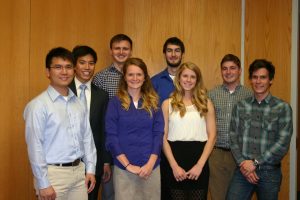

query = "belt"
[214,146,231,151]
[50,158,81,167]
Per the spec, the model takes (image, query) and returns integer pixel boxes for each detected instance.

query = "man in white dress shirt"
[24,47,96,200]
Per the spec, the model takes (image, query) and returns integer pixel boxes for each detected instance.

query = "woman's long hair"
[117,58,159,116]
[170,62,208,117]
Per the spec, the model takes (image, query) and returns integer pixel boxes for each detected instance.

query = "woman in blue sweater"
[105,57,164,200]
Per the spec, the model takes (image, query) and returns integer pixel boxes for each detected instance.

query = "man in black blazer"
[70,45,111,200]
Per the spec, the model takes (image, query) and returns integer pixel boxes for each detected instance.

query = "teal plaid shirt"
[208,84,252,149]
[230,93,293,165]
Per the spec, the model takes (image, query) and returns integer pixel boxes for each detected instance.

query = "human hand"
[102,165,112,183]
[245,171,259,184]
[39,186,56,200]
[85,173,96,193]
[171,165,187,182]
[126,164,141,175]
[239,160,256,176]
[139,162,154,179]
[186,163,202,180]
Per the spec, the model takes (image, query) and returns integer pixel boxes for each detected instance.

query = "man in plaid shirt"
[226,59,293,200]
[208,54,252,200]
[93,34,132,99]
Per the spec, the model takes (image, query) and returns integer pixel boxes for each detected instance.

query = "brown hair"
[117,58,159,116]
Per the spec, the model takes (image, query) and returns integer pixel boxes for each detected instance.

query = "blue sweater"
[105,96,164,170]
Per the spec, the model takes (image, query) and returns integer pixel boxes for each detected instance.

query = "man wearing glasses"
[24,47,96,200]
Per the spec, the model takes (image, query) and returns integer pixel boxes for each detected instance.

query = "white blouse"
[168,103,208,142]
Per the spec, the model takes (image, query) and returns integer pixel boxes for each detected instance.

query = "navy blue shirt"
[151,68,175,105]
[105,96,164,170]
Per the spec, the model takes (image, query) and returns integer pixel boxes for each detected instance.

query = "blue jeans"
[226,167,282,200]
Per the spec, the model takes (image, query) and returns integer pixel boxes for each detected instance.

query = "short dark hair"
[45,47,74,68]
[163,37,185,54]
[249,59,275,80]
[72,45,97,64]
[110,34,132,49]
[220,54,241,68]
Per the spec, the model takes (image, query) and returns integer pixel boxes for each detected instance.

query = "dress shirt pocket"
[238,112,251,132]
[264,112,279,142]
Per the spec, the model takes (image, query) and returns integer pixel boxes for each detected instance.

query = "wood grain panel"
[0,0,32,199]
[245,0,291,101]
[30,0,124,97]
[0,0,294,199]
[123,0,241,90]
[245,0,292,199]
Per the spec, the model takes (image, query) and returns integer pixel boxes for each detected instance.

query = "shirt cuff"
[85,163,96,174]
[37,177,51,190]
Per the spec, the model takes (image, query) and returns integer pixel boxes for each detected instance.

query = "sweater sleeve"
[151,108,165,155]
[105,97,123,158]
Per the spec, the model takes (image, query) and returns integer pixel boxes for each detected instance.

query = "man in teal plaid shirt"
[226,59,293,200]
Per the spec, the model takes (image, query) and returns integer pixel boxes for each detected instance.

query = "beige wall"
[0,0,293,199]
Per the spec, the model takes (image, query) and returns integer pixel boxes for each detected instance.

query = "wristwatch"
[252,158,260,169]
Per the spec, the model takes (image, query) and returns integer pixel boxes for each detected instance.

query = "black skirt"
[162,140,209,190]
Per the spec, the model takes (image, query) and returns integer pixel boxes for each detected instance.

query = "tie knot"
[80,84,87,90]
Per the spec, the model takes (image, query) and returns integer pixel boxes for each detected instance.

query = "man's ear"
[45,68,50,79]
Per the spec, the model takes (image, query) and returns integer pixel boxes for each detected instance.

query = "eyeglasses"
[50,65,74,71]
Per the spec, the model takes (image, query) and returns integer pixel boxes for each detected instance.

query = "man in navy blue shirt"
[151,37,185,105]
[151,37,185,200]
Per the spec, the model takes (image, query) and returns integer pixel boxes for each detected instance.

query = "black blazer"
[69,80,111,176]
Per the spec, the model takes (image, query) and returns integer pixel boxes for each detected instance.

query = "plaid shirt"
[230,93,293,165]
[93,64,123,99]
[208,84,252,148]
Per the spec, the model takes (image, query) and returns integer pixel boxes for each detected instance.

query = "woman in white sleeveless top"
[161,62,216,200]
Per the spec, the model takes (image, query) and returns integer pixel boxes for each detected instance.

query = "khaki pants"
[114,166,160,200]
[209,149,236,200]
[35,162,88,200]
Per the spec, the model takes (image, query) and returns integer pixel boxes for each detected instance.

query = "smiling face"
[74,54,95,83]
[46,57,74,95]
[110,40,132,68]
[179,68,197,92]
[164,44,183,68]
[250,68,272,100]
[125,64,145,92]
[221,60,241,86]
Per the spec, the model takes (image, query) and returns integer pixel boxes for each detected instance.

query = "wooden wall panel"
[245,0,292,199]
[123,0,241,90]
[30,0,124,97]
[0,0,32,199]
[0,0,294,199]
[245,0,291,101]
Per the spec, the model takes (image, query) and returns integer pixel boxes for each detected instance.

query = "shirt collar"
[109,63,123,74]
[221,84,242,93]
[250,93,272,104]
[47,85,76,102]
[163,68,170,75]
[74,77,91,91]
[160,68,174,79]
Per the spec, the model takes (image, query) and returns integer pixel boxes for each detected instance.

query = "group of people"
[24,34,293,200]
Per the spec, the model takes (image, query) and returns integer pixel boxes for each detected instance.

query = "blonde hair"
[170,62,208,117]
[117,58,159,116]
